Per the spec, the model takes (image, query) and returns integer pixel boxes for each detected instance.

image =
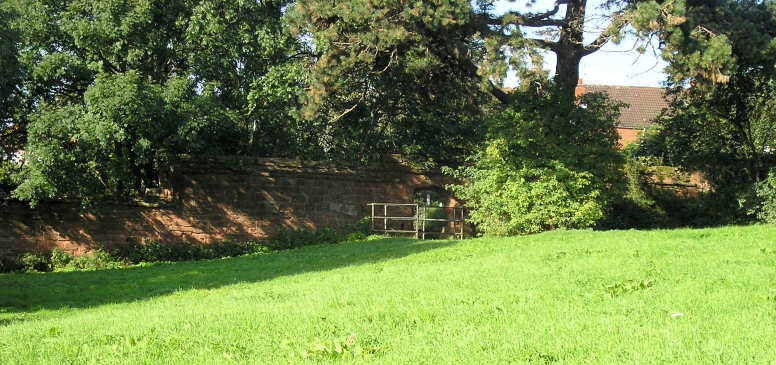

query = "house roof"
[581,84,669,129]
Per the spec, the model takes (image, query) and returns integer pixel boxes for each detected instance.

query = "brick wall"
[0,156,458,255]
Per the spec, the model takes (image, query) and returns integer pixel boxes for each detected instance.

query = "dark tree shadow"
[0,237,458,318]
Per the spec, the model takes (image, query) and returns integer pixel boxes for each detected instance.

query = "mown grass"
[1,226,775,364]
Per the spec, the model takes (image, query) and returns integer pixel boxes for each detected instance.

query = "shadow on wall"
[0,237,459,316]
[0,199,268,256]
[1,157,457,255]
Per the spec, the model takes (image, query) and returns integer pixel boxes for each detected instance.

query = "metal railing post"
[421,206,426,240]
[414,204,419,239]
[459,207,464,240]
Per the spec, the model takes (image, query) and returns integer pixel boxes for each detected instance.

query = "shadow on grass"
[0,237,458,316]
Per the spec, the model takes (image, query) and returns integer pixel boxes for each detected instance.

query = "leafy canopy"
[4,0,302,205]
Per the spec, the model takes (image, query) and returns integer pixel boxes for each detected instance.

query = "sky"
[493,0,669,87]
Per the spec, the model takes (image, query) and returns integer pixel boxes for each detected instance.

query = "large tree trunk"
[554,0,587,102]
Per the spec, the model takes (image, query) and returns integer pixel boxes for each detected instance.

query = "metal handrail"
[366,203,418,207]
[368,202,466,240]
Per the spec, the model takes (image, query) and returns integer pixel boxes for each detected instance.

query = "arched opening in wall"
[413,187,453,236]
[413,187,445,208]
[366,187,464,239]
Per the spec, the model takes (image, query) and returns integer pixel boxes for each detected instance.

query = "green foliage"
[266,218,372,250]
[4,0,303,205]
[655,74,776,195]
[598,158,749,230]
[49,248,70,269]
[753,170,776,224]
[624,125,670,164]
[631,0,776,91]
[287,0,488,165]
[61,249,125,271]
[13,72,241,205]
[445,88,624,236]
[108,240,266,265]
[0,159,21,201]
[624,2,776,225]
[20,253,48,272]
[447,143,603,236]
[0,7,23,157]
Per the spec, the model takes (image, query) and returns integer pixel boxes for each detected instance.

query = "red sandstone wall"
[0,157,458,255]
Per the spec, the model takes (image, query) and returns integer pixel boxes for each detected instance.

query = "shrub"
[598,158,750,230]
[754,170,776,224]
[0,252,22,273]
[109,239,268,264]
[20,253,49,272]
[446,140,605,236]
[50,248,71,269]
[445,87,624,236]
[63,249,124,271]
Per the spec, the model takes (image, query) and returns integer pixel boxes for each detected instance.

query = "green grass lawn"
[1,226,775,364]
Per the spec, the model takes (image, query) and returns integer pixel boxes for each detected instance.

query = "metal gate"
[367,203,465,240]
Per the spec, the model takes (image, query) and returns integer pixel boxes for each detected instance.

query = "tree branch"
[478,1,566,28]
[519,0,567,26]
[583,12,628,56]
[527,38,558,52]
[329,101,361,124]
[486,80,512,104]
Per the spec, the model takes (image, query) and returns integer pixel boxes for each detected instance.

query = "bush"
[445,87,624,236]
[50,248,71,268]
[0,252,22,273]
[598,158,750,230]
[266,218,371,250]
[109,239,268,264]
[754,170,776,224]
[446,140,605,236]
[63,249,124,271]
[20,253,49,272]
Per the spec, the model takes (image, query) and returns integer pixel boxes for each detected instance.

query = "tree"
[283,0,683,168]
[0,7,22,158]
[287,0,490,164]
[627,0,776,222]
[290,0,668,112]
[5,0,302,205]
[653,0,776,185]
[291,0,769,106]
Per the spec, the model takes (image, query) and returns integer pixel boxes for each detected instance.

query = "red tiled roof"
[582,84,669,129]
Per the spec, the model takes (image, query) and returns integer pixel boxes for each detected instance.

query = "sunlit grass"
[1,225,775,363]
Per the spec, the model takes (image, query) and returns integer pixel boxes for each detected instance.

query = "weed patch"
[600,278,656,297]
